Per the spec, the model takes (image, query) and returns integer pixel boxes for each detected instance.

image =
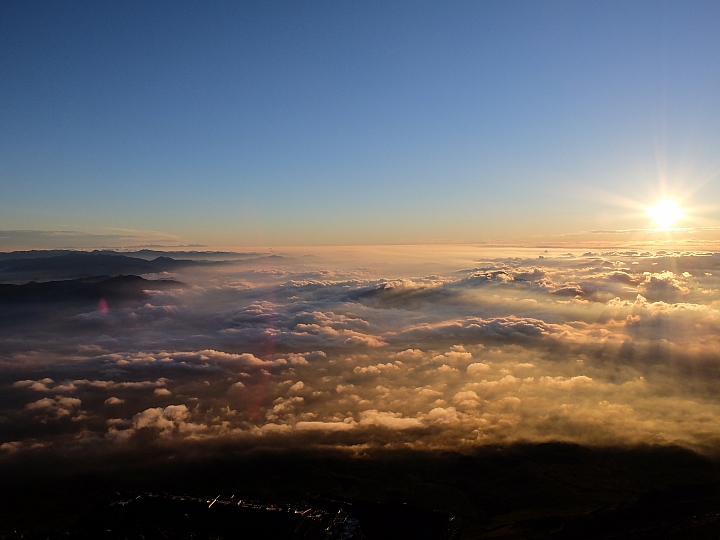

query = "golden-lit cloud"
[4,248,720,458]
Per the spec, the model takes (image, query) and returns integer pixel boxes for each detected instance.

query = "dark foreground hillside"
[1,444,720,539]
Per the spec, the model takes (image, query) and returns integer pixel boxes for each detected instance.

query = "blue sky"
[2,1,720,246]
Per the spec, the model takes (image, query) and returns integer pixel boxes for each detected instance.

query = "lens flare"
[647,199,684,228]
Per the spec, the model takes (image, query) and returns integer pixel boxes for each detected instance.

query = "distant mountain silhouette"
[0,250,296,282]
[0,252,222,281]
[0,249,264,261]
[0,250,76,261]
[0,275,185,305]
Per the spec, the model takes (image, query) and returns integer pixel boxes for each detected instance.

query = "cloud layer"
[3,247,720,459]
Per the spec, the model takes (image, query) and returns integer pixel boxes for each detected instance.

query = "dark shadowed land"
[2,444,720,539]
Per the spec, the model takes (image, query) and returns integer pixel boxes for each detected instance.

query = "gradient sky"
[2,1,720,247]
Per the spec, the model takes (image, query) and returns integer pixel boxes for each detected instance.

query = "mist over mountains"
[0,250,296,283]
[0,251,220,282]
[0,275,185,305]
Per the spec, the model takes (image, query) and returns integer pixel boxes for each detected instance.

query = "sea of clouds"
[3,246,720,458]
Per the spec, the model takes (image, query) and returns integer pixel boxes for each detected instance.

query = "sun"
[647,199,684,228]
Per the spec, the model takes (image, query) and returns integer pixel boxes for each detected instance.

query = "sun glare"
[647,199,684,229]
